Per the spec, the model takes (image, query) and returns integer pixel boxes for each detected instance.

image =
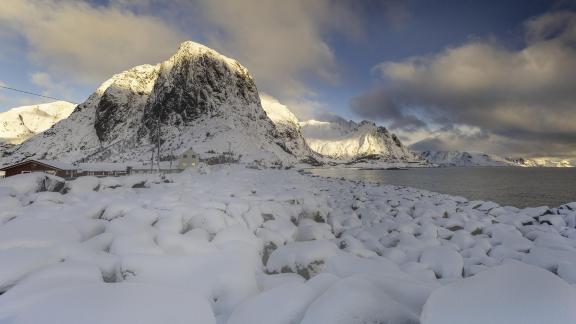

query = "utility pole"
[227,141,232,165]
[156,108,161,173]
[150,147,154,173]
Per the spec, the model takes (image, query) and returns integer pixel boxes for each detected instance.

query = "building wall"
[179,150,199,169]
[1,161,70,178]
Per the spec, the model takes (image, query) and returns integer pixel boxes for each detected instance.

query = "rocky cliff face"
[260,94,322,164]
[94,65,159,143]
[0,41,302,166]
[300,118,420,162]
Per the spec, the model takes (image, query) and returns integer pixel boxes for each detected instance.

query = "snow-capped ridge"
[420,151,575,168]
[300,118,420,162]
[0,101,76,144]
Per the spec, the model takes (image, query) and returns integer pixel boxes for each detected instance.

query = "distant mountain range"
[421,151,575,168]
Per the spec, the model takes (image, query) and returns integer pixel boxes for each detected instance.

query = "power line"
[0,85,79,104]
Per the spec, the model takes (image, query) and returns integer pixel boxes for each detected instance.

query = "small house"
[0,160,78,179]
[178,149,199,169]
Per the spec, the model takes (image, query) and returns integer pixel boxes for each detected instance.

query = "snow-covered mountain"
[0,101,76,144]
[510,157,575,168]
[259,95,322,165]
[0,41,312,166]
[421,151,576,167]
[300,118,420,162]
[420,151,514,167]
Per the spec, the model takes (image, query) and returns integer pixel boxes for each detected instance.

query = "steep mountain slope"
[260,94,321,164]
[1,65,159,164]
[0,101,76,144]
[0,42,300,166]
[421,151,515,167]
[300,117,420,162]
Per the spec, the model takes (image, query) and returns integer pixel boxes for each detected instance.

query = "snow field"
[0,168,576,323]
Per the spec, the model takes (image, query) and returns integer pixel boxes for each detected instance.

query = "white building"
[178,148,199,169]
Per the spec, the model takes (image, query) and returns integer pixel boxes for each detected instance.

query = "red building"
[0,160,78,179]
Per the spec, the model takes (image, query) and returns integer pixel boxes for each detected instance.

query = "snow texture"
[1,155,576,323]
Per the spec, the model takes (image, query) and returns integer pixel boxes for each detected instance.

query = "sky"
[0,0,575,159]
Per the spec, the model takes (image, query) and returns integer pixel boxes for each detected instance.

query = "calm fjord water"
[310,167,576,208]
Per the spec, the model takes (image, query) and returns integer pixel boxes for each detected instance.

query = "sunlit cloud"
[0,0,187,84]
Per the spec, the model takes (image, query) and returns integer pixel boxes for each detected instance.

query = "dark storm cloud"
[349,87,427,130]
[351,11,576,157]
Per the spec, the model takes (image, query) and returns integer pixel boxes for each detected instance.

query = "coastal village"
[0,149,199,179]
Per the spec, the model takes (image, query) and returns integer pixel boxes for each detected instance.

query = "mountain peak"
[168,40,247,76]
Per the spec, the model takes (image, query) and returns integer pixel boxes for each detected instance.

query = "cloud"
[350,87,427,130]
[1,0,368,113]
[0,0,187,84]
[282,98,335,122]
[30,71,75,102]
[110,0,362,99]
[351,10,576,158]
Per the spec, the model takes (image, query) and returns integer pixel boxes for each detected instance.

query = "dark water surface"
[309,167,576,208]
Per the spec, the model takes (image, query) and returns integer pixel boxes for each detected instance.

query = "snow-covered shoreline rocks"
[421,262,576,324]
[1,167,576,323]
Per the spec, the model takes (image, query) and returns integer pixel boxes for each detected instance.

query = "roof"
[0,159,78,171]
[79,161,178,171]
[78,163,130,172]
[0,160,183,172]
[36,160,78,170]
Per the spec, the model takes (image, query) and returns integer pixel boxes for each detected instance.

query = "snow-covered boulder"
[227,283,316,324]
[0,247,61,292]
[0,173,65,195]
[0,283,215,324]
[420,262,576,324]
[1,262,103,299]
[267,240,339,279]
[296,221,335,241]
[0,218,82,250]
[65,176,100,194]
[300,274,419,324]
[419,246,464,279]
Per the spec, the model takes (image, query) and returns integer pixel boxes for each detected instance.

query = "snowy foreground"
[1,167,576,323]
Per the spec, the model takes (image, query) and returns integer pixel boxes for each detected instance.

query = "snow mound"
[0,283,215,324]
[266,240,339,279]
[300,274,419,324]
[227,283,316,324]
[421,262,576,324]
[0,218,82,250]
[0,173,65,195]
